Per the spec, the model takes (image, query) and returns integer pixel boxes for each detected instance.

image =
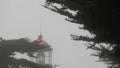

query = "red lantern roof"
[38,40,50,47]
[42,47,53,51]
[38,34,53,51]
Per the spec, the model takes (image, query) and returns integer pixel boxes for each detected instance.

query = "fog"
[0,0,107,68]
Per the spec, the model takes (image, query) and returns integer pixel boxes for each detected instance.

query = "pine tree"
[44,0,120,68]
[0,38,52,68]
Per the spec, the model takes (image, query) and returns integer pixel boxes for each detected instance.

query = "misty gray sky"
[0,0,107,68]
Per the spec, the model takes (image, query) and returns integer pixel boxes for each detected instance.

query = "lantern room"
[36,35,53,65]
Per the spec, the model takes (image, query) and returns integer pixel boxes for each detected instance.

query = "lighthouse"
[36,34,53,65]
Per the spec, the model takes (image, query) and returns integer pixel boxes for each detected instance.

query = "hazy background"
[0,0,107,68]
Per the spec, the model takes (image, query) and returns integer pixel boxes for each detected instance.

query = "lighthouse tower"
[36,34,53,65]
